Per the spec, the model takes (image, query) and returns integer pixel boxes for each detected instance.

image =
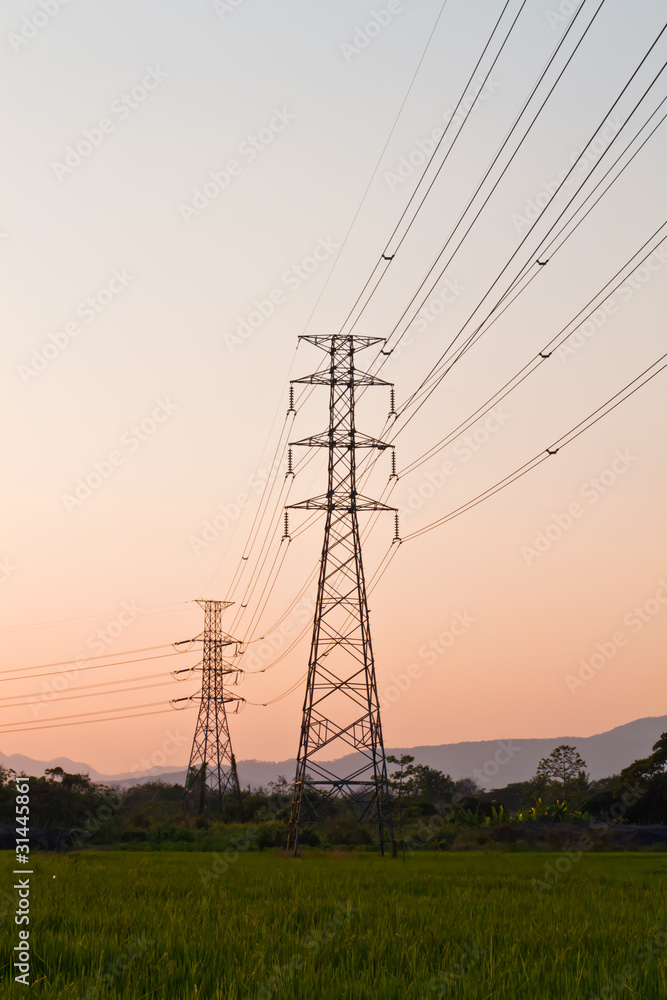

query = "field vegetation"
[1,850,666,999]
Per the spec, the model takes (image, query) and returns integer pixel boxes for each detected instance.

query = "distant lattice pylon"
[183,600,243,815]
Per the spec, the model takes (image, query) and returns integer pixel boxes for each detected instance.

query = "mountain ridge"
[2,715,665,790]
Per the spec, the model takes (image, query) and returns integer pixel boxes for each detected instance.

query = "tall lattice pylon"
[286,334,396,855]
[183,600,243,815]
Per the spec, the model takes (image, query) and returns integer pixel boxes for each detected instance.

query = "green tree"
[387,755,414,860]
[535,745,588,785]
[387,758,454,806]
[617,732,667,824]
[0,765,16,787]
[268,775,290,796]
[411,764,455,806]
[387,755,416,798]
[619,732,667,783]
[387,754,416,793]
[533,745,589,804]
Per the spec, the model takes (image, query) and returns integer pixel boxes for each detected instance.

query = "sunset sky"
[1,0,666,776]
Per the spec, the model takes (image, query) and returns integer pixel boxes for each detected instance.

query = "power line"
[255,209,664,676]
[0,668,178,700]
[338,0,522,333]
[339,2,651,485]
[0,676,183,709]
[0,698,178,731]
[0,651,186,684]
[207,0,502,632]
[200,2,547,636]
[395,53,667,423]
[206,410,294,599]
[237,538,292,642]
[350,0,606,345]
[242,536,399,696]
[184,8,665,698]
[398,218,667,478]
[229,475,295,632]
[402,351,667,542]
[0,643,179,677]
[224,433,328,640]
[202,0,451,605]
[372,53,667,453]
[239,503,393,677]
[307,0,453,338]
[0,705,191,736]
[0,603,189,634]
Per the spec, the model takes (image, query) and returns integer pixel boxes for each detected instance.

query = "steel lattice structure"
[286,334,395,855]
[183,600,243,815]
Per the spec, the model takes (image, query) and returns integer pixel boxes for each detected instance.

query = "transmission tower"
[286,334,396,855]
[182,600,243,815]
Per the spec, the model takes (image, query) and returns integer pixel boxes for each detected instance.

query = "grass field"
[1,850,666,999]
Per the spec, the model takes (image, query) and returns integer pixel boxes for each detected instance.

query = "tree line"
[0,733,665,849]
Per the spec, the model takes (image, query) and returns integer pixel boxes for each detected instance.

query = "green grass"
[1,851,666,999]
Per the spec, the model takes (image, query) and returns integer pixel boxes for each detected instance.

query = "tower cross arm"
[292,372,390,387]
[290,432,392,449]
[288,495,396,512]
[298,334,385,351]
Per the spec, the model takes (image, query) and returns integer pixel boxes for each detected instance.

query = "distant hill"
[2,715,665,791]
